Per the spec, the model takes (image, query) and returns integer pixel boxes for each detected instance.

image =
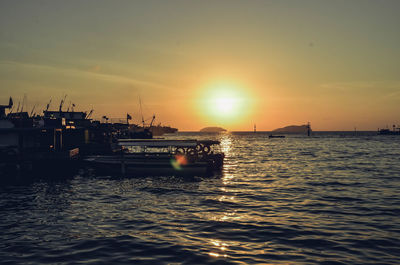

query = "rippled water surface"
[1,132,400,264]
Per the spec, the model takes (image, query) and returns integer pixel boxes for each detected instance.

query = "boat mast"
[139,96,145,127]
[16,101,20,113]
[45,98,52,112]
[30,104,36,117]
[59,94,67,112]
[66,101,72,112]
[149,114,155,127]
[20,94,26,113]
[87,109,94,119]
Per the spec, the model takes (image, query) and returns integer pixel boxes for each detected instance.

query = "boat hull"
[84,154,223,177]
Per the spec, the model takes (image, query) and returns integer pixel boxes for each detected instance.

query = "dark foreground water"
[1,132,400,264]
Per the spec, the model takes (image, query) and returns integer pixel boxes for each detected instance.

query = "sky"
[0,0,399,131]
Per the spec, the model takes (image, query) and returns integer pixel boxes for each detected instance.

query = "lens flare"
[171,154,188,170]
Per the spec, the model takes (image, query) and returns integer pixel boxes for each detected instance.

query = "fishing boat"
[84,139,224,176]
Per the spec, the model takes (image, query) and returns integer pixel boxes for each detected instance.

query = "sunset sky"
[1,0,399,131]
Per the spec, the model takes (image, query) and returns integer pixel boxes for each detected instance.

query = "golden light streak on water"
[218,195,235,202]
[210,240,229,251]
[220,211,239,221]
[219,134,232,154]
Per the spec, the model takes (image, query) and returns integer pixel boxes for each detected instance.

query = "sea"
[1,132,400,265]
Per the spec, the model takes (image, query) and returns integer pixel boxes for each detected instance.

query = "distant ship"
[378,125,400,135]
[135,98,178,137]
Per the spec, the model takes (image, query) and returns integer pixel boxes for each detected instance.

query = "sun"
[196,82,251,126]
[212,93,240,118]
[215,97,235,114]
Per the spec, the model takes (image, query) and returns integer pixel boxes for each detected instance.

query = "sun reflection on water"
[208,252,227,258]
[219,133,232,154]
[219,133,237,186]
[222,172,235,185]
[208,240,229,258]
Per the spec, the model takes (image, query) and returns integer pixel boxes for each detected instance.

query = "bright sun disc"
[197,82,251,126]
[214,97,236,114]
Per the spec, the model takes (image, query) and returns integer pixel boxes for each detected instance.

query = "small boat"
[378,128,400,135]
[84,139,224,176]
[268,135,285,138]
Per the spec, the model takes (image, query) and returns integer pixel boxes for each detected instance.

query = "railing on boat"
[117,139,219,147]
[117,139,220,156]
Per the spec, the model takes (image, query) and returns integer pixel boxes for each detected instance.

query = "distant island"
[273,124,311,133]
[200,127,227,133]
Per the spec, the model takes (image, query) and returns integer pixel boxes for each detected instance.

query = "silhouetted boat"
[84,139,224,176]
[269,135,285,138]
[1,98,81,179]
[0,96,149,179]
[378,126,400,135]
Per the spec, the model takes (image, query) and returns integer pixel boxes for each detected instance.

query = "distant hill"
[200,127,227,133]
[273,124,311,133]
